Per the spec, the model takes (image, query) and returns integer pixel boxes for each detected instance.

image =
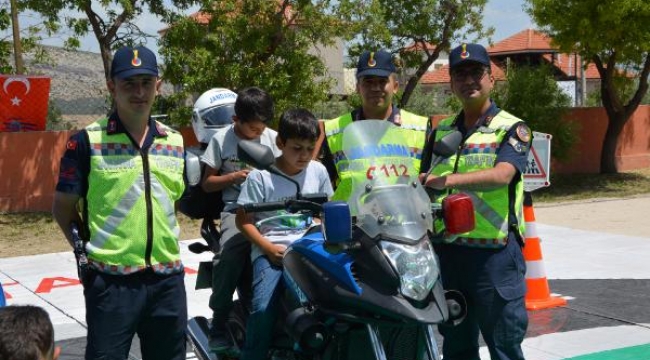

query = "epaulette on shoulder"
[495,110,521,122]
[155,121,180,135]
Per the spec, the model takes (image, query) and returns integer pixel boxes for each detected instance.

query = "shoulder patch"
[508,136,528,153]
[66,139,78,150]
[515,124,531,143]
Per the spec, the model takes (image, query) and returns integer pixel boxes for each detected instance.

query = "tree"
[526,0,650,174]
[160,0,349,127]
[335,0,492,108]
[491,64,576,161]
[0,0,57,74]
[401,85,454,117]
[23,0,198,82]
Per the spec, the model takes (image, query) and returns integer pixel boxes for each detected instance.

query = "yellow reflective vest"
[431,111,526,248]
[324,110,429,201]
[85,117,185,274]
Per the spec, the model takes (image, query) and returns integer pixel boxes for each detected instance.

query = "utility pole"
[10,0,25,74]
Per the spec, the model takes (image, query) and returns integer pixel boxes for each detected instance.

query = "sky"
[3,0,535,59]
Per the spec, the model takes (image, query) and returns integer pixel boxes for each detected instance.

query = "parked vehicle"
[187,120,473,360]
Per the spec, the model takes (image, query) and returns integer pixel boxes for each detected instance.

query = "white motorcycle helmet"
[192,88,238,144]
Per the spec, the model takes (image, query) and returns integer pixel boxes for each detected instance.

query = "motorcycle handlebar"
[243,199,324,214]
[243,201,288,213]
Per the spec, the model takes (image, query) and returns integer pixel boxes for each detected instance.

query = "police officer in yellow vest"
[321,49,430,200]
[420,43,531,360]
[52,46,188,360]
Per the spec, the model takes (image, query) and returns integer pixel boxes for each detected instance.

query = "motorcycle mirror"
[433,130,463,158]
[442,193,475,234]
[422,130,464,185]
[238,140,276,170]
[237,139,303,197]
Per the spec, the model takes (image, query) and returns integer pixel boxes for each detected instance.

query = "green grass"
[533,167,650,203]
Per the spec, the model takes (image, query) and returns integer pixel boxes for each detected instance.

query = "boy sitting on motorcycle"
[235,108,334,360]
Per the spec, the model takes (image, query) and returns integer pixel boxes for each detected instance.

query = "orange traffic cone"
[522,194,567,311]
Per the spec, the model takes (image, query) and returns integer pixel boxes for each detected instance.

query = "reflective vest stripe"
[466,192,510,234]
[151,175,181,238]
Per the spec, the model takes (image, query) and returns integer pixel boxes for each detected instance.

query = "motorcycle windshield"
[341,120,433,244]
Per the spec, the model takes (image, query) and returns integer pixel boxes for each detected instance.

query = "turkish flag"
[0,75,51,132]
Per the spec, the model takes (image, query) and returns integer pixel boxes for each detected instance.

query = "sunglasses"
[451,67,489,81]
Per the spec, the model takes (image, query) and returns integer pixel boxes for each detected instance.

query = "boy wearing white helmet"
[181,88,238,220]
[192,88,238,145]
[200,86,281,355]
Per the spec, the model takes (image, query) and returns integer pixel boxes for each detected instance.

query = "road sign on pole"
[524,132,552,192]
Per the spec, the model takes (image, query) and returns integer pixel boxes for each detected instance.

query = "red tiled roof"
[487,28,556,55]
[403,42,437,52]
[420,61,506,84]
[189,11,211,25]
[421,28,603,84]
[160,3,296,34]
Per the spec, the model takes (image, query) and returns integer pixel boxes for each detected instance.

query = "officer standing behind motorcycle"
[320,49,430,200]
[52,46,188,360]
[419,43,531,360]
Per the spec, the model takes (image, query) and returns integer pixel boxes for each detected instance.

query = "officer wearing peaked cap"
[420,43,531,360]
[320,49,431,201]
[53,45,188,360]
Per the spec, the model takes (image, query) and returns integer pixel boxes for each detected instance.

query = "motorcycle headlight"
[381,240,439,301]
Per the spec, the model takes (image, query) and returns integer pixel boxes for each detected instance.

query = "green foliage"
[0,1,56,74]
[526,0,650,172]
[311,96,353,120]
[336,0,493,107]
[0,7,12,73]
[401,85,454,117]
[45,102,74,130]
[160,0,349,128]
[444,93,463,114]
[491,64,576,161]
[586,79,650,107]
[154,93,193,127]
[585,89,602,107]
[23,0,201,81]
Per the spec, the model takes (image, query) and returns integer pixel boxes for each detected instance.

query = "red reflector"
[442,193,475,234]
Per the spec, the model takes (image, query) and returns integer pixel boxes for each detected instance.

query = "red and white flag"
[0,75,51,132]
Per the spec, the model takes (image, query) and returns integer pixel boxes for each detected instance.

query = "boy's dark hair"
[0,305,55,360]
[278,108,320,142]
[234,86,274,124]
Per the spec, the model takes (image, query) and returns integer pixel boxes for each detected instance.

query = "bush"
[401,85,455,117]
[46,102,74,130]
